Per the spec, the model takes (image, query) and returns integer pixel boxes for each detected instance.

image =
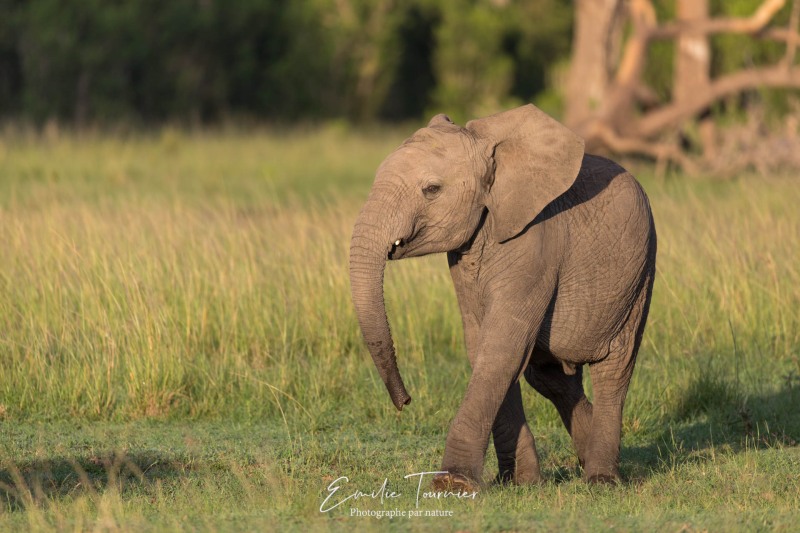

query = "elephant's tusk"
[395,240,401,246]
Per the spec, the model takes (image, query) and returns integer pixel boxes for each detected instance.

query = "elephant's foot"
[582,452,621,484]
[586,472,619,485]
[431,472,481,494]
[494,459,542,486]
[513,468,542,485]
[583,463,621,485]
[492,470,542,487]
[493,471,513,486]
[570,398,594,467]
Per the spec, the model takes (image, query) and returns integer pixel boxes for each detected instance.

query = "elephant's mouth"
[388,238,403,260]
[388,222,421,260]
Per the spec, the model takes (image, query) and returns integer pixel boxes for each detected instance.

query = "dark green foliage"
[3,0,331,123]
[0,0,797,125]
[0,0,574,124]
[379,5,440,121]
[0,0,23,117]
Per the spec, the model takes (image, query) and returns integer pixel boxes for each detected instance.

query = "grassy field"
[0,125,798,531]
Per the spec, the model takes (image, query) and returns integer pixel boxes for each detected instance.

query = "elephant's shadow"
[620,377,799,483]
[533,377,799,484]
[0,450,191,511]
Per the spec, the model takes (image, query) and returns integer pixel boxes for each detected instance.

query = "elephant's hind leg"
[583,275,654,484]
[492,381,542,485]
[524,354,593,468]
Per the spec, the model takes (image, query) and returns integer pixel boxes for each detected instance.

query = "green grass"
[0,126,798,531]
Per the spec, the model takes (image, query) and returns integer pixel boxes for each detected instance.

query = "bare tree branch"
[593,123,698,175]
[761,27,800,42]
[783,0,800,66]
[632,83,660,107]
[612,0,656,88]
[567,0,800,174]
[649,0,787,39]
[637,65,800,138]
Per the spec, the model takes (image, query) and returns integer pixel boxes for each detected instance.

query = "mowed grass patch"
[0,128,798,530]
[0,422,798,531]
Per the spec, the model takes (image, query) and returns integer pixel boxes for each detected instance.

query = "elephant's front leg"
[458,311,541,486]
[492,381,541,485]
[433,307,541,492]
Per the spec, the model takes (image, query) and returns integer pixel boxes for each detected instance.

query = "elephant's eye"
[422,184,441,197]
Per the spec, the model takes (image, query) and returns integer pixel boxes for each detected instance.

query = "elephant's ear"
[466,104,585,243]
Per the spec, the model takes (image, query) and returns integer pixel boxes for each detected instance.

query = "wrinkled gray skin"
[349,105,656,491]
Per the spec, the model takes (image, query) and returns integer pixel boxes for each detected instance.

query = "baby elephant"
[349,104,656,490]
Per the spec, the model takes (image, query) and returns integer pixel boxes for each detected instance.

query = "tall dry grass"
[0,128,797,436]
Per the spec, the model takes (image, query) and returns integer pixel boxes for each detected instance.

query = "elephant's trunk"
[349,197,412,411]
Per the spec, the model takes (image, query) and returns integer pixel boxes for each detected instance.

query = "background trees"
[566,0,800,173]
[2,0,800,172]
[0,0,571,124]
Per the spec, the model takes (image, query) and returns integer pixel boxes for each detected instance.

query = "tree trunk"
[674,0,716,159]
[674,0,710,104]
[564,0,624,131]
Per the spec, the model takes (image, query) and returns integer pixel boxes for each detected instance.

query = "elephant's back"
[538,154,656,361]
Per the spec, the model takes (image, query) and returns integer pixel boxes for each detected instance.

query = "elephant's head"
[349,104,585,410]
